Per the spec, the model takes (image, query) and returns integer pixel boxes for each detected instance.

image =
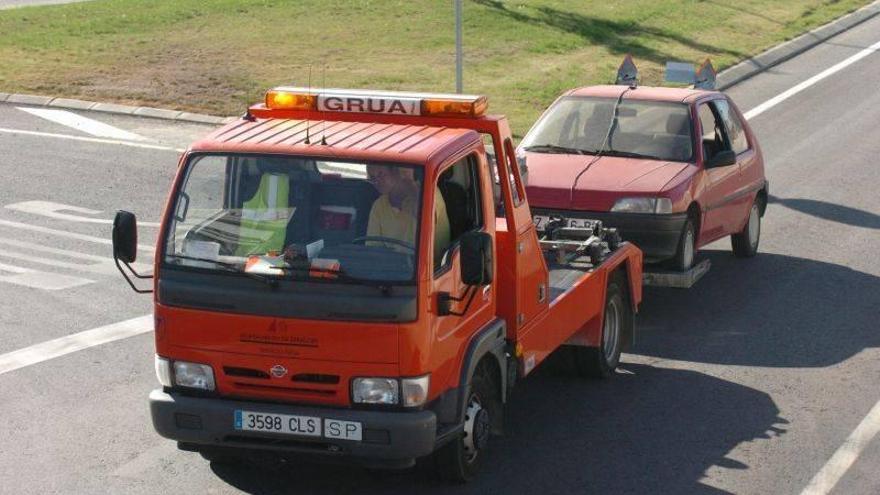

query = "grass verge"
[0,0,872,135]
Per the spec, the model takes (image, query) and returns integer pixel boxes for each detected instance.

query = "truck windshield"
[521,96,694,162]
[163,154,423,284]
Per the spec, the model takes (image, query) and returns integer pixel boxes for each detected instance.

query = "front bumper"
[533,208,688,262]
[150,389,437,467]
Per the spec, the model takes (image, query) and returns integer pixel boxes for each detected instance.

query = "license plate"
[533,215,596,231]
[234,410,321,437]
[324,418,363,441]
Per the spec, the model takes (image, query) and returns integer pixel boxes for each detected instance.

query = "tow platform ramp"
[642,259,710,289]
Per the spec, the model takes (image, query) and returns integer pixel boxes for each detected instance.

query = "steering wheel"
[351,236,416,252]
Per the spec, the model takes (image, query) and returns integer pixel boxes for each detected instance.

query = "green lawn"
[0,0,870,135]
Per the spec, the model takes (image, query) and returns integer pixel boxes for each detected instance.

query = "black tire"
[434,364,497,483]
[569,274,632,378]
[732,199,761,258]
[670,218,696,271]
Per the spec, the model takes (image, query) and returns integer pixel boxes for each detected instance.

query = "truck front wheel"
[434,363,497,483]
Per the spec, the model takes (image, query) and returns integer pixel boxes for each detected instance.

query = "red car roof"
[566,85,715,103]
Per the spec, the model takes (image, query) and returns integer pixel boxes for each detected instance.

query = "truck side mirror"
[706,149,736,168]
[460,231,493,286]
[113,210,138,263]
[112,210,153,294]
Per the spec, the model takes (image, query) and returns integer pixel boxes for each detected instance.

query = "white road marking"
[17,107,148,141]
[0,246,117,275]
[0,238,152,276]
[6,200,161,227]
[0,218,155,253]
[800,399,880,495]
[0,261,93,290]
[0,127,183,152]
[744,39,880,120]
[0,314,153,375]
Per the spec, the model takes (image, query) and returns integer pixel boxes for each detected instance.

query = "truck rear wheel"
[434,363,497,483]
[572,275,631,378]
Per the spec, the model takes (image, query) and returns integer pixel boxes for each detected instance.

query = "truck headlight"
[173,361,216,391]
[611,197,673,214]
[401,375,431,407]
[155,355,172,387]
[352,378,399,405]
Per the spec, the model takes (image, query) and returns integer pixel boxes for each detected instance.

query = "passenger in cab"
[366,164,450,264]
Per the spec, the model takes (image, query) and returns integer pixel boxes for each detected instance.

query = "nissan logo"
[270,364,287,378]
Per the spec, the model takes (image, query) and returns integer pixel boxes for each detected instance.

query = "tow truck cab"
[112,88,643,480]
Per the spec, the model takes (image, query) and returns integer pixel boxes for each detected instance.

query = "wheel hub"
[463,396,488,461]
[748,205,760,247]
[603,298,620,362]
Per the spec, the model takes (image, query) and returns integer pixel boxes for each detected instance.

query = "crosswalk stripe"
[0,315,153,375]
[0,218,155,253]
[17,107,148,141]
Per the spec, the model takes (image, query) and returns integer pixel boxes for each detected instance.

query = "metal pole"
[455,0,463,93]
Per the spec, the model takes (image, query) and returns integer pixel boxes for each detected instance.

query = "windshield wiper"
[523,144,593,155]
[601,149,661,160]
[275,265,409,296]
[167,254,278,287]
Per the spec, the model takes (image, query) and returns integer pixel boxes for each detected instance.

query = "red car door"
[715,97,762,233]
[695,99,741,243]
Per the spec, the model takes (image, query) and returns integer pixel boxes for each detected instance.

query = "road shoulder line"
[718,0,880,89]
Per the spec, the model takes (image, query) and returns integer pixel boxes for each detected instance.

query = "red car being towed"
[520,84,768,270]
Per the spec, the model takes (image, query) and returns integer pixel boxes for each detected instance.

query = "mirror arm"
[438,286,478,317]
[113,256,154,294]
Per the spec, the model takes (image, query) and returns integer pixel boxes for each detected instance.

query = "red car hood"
[524,153,690,211]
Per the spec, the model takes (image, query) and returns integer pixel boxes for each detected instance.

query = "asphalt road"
[1,12,879,495]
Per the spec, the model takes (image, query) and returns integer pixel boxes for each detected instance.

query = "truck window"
[435,154,484,271]
[482,134,504,218]
[164,153,425,284]
[715,98,750,155]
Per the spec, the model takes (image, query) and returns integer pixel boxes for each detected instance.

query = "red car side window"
[715,99,750,155]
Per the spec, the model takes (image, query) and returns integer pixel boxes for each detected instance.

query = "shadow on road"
[209,362,784,494]
[637,250,880,367]
[769,195,880,230]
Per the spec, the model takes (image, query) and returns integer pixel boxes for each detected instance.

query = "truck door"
[697,100,741,240]
[430,153,494,380]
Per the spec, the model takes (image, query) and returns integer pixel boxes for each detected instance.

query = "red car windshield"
[521,96,694,162]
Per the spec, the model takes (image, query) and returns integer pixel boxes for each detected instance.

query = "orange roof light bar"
[263,87,488,118]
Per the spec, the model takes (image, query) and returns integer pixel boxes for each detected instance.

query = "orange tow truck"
[112,87,643,481]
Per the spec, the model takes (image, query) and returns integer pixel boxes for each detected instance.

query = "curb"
[1,1,878,121]
[717,0,880,89]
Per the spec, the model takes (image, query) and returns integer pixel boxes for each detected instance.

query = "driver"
[366,164,450,263]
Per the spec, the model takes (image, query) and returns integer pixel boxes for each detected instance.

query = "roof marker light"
[263,87,487,118]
